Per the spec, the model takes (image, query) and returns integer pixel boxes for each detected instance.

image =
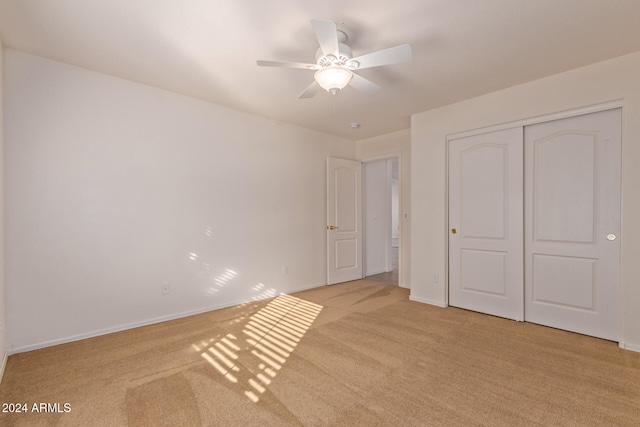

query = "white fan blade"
[298,81,321,98]
[257,60,320,70]
[311,19,339,58]
[348,73,381,94]
[350,44,412,70]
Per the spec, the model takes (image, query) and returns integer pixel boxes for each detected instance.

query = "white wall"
[411,50,640,351]
[356,129,410,287]
[4,50,355,353]
[0,39,7,378]
[364,160,389,276]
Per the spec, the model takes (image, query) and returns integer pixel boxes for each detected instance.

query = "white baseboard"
[409,294,447,308]
[407,299,640,352]
[619,341,640,353]
[286,283,325,294]
[8,282,326,355]
[0,351,7,384]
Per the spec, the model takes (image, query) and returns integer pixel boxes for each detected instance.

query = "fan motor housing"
[315,37,353,67]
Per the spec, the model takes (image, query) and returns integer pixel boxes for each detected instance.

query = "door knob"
[451,228,457,234]
[606,233,616,241]
[328,225,339,230]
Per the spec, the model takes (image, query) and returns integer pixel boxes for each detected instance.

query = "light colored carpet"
[1,280,639,426]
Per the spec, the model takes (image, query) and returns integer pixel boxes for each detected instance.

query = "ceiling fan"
[257,19,412,98]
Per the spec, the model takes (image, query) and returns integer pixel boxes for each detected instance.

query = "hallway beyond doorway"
[365,246,398,285]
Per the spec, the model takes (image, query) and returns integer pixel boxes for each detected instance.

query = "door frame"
[445,100,624,341]
[361,153,404,288]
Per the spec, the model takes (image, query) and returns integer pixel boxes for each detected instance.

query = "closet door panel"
[448,127,524,320]
[524,109,621,340]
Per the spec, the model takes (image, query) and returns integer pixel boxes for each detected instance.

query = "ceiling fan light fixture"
[314,66,353,95]
[257,19,412,99]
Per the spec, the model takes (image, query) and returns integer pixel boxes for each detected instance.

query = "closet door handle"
[451,228,457,234]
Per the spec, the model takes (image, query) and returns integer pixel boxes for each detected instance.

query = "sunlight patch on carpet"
[192,294,323,403]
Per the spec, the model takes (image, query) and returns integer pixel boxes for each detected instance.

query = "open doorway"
[364,158,399,285]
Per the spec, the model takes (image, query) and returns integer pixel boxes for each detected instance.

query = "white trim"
[447,100,624,142]
[0,352,7,384]
[618,105,627,352]
[8,282,326,355]
[385,159,393,272]
[409,294,447,308]
[444,131,450,308]
[360,152,403,164]
[618,342,640,353]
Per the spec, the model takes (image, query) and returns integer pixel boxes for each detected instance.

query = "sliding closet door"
[524,109,621,340]
[449,128,524,320]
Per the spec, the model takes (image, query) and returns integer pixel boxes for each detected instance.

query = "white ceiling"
[2,0,640,140]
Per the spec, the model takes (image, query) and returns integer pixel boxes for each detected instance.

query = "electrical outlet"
[162,283,170,295]
[283,266,289,275]
[432,273,439,283]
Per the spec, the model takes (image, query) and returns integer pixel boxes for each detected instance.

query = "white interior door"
[448,128,524,320]
[327,157,363,285]
[524,109,621,340]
